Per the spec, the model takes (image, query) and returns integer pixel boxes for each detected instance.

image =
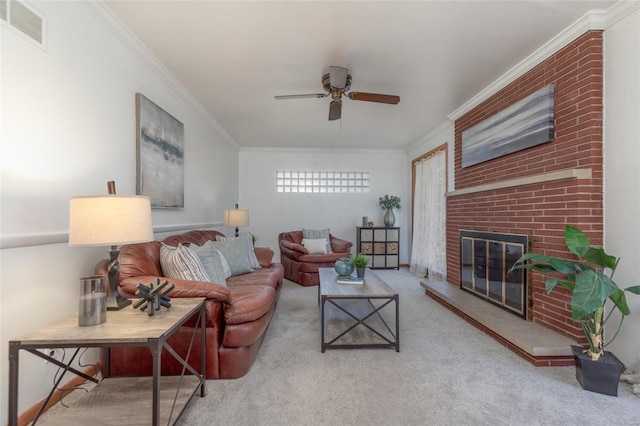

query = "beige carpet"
[175,268,640,425]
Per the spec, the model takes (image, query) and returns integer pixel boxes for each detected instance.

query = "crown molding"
[82,1,238,149]
[603,0,640,28]
[447,4,632,122]
[405,120,453,154]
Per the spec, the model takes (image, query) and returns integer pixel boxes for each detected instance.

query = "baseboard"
[15,363,102,426]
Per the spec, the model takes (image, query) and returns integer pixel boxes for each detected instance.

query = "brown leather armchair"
[278,230,353,286]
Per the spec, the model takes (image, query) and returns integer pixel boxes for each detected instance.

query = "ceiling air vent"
[1,0,45,48]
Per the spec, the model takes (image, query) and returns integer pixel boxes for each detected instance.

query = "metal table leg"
[8,342,19,426]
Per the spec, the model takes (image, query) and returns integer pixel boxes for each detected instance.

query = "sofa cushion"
[216,233,260,269]
[223,305,274,348]
[226,266,282,290]
[302,238,328,254]
[212,238,253,276]
[189,241,227,286]
[225,285,275,325]
[302,228,332,253]
[159,243,211,282]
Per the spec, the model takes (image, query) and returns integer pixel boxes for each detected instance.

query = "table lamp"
[69,191,153,310]
[224,204,249,237]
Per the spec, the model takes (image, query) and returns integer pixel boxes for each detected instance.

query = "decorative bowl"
[334,258,355,277]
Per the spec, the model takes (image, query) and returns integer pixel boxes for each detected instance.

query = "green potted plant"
[379,195,401,227]
[352,253,370,278]
[510,225,640,396]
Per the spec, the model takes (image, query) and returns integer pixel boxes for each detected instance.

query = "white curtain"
[410,149,446,280]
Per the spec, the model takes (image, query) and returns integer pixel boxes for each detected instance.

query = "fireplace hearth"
[460,231,529,319]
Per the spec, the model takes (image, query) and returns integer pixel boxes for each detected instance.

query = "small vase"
[334,258,354,277]
[356,268,366,279]
[383,208,395,227]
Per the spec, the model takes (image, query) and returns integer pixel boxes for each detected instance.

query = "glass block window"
[276,171,370,193]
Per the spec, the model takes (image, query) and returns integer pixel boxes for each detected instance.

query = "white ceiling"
[105,1,615,150]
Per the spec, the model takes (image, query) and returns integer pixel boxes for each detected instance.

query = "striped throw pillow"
[159,243,211,282]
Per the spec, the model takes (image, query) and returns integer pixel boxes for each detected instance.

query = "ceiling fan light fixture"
[323,72,352,93]
[329,66,349,90]
[275,66,399,121]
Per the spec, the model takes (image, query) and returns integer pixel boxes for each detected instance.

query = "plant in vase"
[379,195,400,227]
[509,225,640,396]
[352,253,369,278]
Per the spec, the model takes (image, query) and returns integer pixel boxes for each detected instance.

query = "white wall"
[239,148,409,263]
[603,6,640,370]
[0,1,238,422]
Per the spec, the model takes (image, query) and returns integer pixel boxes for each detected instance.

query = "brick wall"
[447,31,603,343]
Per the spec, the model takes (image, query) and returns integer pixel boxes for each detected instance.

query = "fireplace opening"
[460,231,529,319]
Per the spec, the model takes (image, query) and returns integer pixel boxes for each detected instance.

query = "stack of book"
[336,276,364,285]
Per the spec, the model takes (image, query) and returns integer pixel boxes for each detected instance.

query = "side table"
[8,297,206,426]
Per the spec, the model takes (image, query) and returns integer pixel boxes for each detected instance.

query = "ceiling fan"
[274,66,400,121]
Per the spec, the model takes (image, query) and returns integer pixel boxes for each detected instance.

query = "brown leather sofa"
[278,230,353,286]
[95,230,284,379]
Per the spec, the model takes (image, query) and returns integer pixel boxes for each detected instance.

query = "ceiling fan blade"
[274,94,327,100]
[348,92,400,105]
[329,66,349,90]
[328,100,342,121]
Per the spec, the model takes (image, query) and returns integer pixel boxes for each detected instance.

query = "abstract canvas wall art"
[462,84,555,168]
[136,93,184,208]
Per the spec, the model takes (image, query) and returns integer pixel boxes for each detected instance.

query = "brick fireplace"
[444,30,603,356]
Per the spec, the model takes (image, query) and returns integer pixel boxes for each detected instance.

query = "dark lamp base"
[106,294,132,311]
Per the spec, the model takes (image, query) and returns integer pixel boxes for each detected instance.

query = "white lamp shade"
[68,195,154,247]
[224,209,250,227]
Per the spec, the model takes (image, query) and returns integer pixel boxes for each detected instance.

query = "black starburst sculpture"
[133,279,174,316]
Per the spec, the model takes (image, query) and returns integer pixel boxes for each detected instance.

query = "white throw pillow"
[302,238,329,254]
[302,228,332,253]
[159,243,211,282]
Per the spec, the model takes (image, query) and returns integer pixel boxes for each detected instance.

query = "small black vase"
[356,268,366,278]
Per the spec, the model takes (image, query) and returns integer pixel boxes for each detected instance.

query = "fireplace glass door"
[460,231,528,318]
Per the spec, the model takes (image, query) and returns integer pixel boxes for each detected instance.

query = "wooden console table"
[8,298,206,426]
